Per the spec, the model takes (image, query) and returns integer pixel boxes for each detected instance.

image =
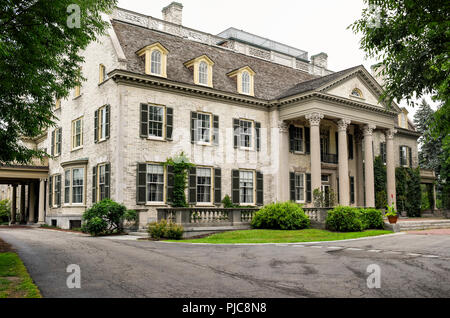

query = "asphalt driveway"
[0,228,449,298]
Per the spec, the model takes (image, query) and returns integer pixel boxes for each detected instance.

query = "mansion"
[0,3,428,229]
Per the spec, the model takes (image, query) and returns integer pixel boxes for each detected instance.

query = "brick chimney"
[162,2,183,25]
[311,52,328,70]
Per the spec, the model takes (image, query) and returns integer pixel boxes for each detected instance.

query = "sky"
[116,0,438,116]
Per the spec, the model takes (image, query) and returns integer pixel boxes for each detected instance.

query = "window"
[98,164,106,201]
[147,164,165,203]
[227,66,255,96]
[72,168,84,204]
[72,118,83,150]
[149,105,164,138]
[240,171,254,204]
[380,142,387,164]
[197,113,211,143]
[64,170,70,204]
[55,99,61,110]
[99,106,107,141]
[239,120,253,148]
[400,146,408,166]
[292,126,304,153]
[321,175,329,182]
[242,71,250,94]
[52,175,61,207]
[295,173,305,202]
[151,50,162,75]
[197,168,212,203]
[199,61,208,85]
[351,88,363,98]
[52,128,62,157]
[99,64,106,83]
[401,114,407,129]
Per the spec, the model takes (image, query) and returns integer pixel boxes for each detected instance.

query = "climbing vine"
[164,152,194,208]
[396,167,422,217]
[374,156,387,209]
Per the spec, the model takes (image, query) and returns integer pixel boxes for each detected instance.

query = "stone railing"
[303,208,332,224]
[157,208,259,228]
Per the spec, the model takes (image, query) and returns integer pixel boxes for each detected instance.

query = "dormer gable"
[184,55,214,87]
[227,66,255,96]
[137,42,169,78]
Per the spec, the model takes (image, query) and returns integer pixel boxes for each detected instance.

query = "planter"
[387,216,399,224]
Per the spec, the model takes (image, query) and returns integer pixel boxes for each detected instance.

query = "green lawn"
[168,229,393,244]
[0,252,41,298]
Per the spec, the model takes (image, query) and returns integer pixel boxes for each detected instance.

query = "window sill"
[73,94,83,101]
[96,138,108,144]
[196,203,215,207]
[71,147,83,152]
[293,151,305,155]
[147,136,166,142]
[63,204,86,208]
[145,203,168,207]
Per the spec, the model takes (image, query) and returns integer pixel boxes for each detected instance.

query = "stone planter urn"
[387,216,399,224]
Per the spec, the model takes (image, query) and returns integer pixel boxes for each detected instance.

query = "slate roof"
[111,20,318,100]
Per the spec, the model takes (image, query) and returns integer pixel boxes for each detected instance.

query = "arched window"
[199,61,208,85]
[151,50,162,75]
[351,88,363,98]
[242,71,250,94]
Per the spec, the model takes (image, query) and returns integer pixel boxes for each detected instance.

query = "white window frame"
[63,167,85,206]
[146,164,166,205]
[52,174,61,208]
[198,61,209,86]
[53,128,61,157]
[400,146,409,167]
[97,164,107,202]
[98,106,107,142]
[294,173,306,203]
[196,167,213,205]
[293,125,305,154]
[239,119,254,150]
[71,117,83,150]
[239,170,256,206]
[195,112,213,145]
[242,71,251,95]
[150,49,162,76]
[99,64,106,83]
[148,105,166,140]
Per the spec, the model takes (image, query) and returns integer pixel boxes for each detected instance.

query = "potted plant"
[385,201,399,224]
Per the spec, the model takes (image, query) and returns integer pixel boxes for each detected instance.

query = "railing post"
[232,210,242,225]
[175,209,190,225]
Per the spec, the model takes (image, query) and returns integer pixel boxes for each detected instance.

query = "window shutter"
[167,165,174,204]
[232,170,240,204]
[57,175,62,207]
[306,173,312,203]
[51,131,55,156]
[289,125,295,153]
[214,168,222,204]
[166,107,173,141]
[105,105,110,140]
[188,167,197,205]
[92,166,97,203]
[58,128,62,155]
[191,112,197,143]
[399,146,403,166]
[290,172,296,201]
[255,122,261,152]
[305,127,311,154]
[350,176,355,204]
[49,176,53,208]
[348,135,354,160]
[94,110,99,143]
[256,172,264,206]
[136,163,147,205]
[408,147,412,167]
[233,119,240,148]
[140,104,148,138]
[213,115,219,145]
[335,132,339,157]
[105,163,111,199]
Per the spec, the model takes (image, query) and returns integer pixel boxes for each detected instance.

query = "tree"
[0,0,117,164]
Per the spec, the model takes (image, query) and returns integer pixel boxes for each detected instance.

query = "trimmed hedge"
[360,208,384,229]
[251,202,310,230]
[148,220,184,240]
[326,206,385,232]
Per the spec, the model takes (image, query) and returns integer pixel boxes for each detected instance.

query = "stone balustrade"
[303,208,331,223]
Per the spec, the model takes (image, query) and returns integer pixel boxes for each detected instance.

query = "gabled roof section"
[183,54,215,68]
[227,66,256,77]
[136,42,169,56]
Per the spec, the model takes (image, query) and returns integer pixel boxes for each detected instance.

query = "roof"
[111,20,317,100]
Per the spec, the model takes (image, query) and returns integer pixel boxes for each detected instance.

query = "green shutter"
[290,172,296,201]
[58,128,62,155]
[256,172,264,206]
[92,166,97,203]
[306,173,312,203]
[51,130,55,156]
[335,132,339,157]
[214,168,222,205]
[140,104,148,138]
[94,110,99,143]
[289,125,295,153]
[49,176,53,208]
[188,167,197,205]
[213,115,219,146]
[305,127,310,154]
[191,112,197,143]
[105,163,110,199]
[105,105,110,140]
[408,147,412,167]
[56,175,61,207]
[166,107,173,141]
[233,119,240,148]
[255,122,261,152]
[232,170,240,204]
[167,165,174,204]
[136,163,147,205]
[350,176,355,204]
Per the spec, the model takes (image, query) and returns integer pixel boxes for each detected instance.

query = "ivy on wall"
[374,156,387,209]
[396,167,422,217]
[165,152,194,208]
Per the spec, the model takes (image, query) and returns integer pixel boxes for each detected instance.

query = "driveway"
[0,228,449,298]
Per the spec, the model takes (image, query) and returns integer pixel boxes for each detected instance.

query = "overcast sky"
[117,0,438,116]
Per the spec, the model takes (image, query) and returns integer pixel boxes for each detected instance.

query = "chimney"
[162,2,183,25]
[311,52,328,70]
[371,63,386,87]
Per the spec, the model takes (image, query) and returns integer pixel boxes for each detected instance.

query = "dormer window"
[227,66,255,96]
[398,108,409,129]
[351,88,363,98]
[184,55,214,88]
[137,42,168,78]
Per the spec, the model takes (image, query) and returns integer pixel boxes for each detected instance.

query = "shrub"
[0,199,10,223]
[148,220,184,240]
[360,209,384,229]
[222,195,238,208]
[82,199,136,236]
[251,202,310,230]
[326,206,364,232]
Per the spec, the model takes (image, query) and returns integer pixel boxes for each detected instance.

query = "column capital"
[385,128,397,140]
[278,121,289,133]
[337,119,351,132]
[305,112,324,127]
[363,124,376,137]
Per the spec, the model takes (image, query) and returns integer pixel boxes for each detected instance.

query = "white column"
[338,119,351,206]
[38,179,46,224]
[278,121,290,202]
[363,124,376,207]
[28,183,36,224]
[306,112,324,195]
[385,128,397,209]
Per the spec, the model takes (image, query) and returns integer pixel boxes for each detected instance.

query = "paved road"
[0,228,449,298]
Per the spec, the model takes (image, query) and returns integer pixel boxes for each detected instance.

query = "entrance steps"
[385,219,450,232]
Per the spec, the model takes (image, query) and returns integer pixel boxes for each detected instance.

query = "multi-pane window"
[151,50,162,75]
[72,168,84,204]
[295,173,305,202]
[147,164,165,203]
[53,175,61,207]
[197,113,211,143]
[98,164,106,201]
[149,105,164,138]
[199,61,208,85]
[380,142,387,164]
[64,170,70,204]
[293,127,304,153]
[240,171,254,204]
[99,64,106,83]
[242,71,250,94]
[197,168,212,203]
[239,120,253,148]
[72,118,83,149]
[400,146,408,166]
[98,106,107,141]
[52,128,62,156]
